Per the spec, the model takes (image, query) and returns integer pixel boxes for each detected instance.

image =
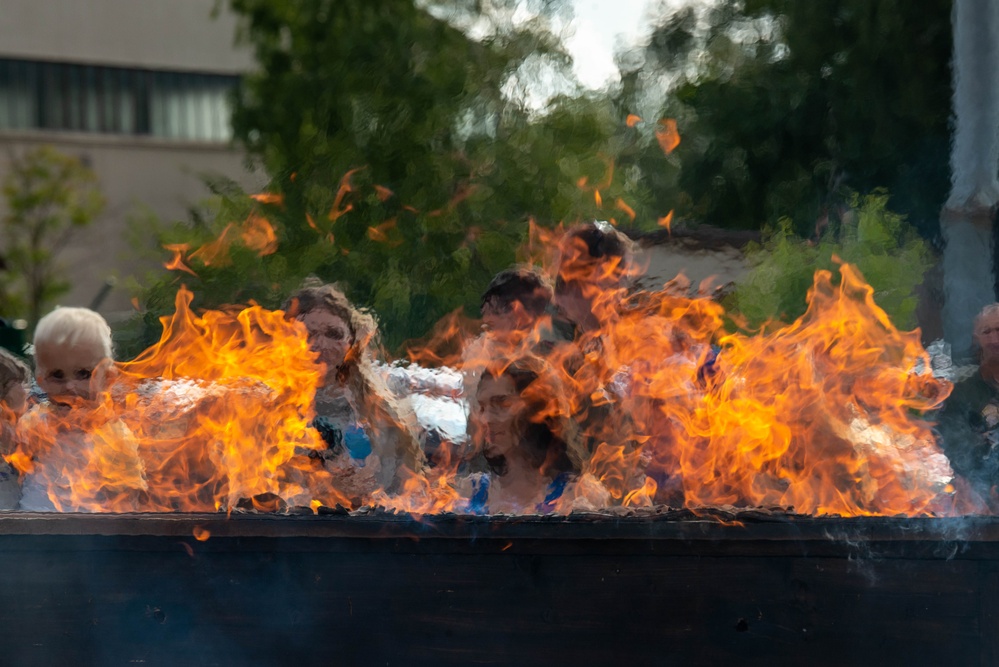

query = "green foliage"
[727,191,932,329]
[617,0,952,238]
[129,0,670,352]
[1,146,105,328]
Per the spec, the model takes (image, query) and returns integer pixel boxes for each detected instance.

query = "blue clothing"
[312,416,372,460]
[464,471,573,515]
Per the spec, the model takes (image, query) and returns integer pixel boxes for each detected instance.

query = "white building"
[0,0,262,321]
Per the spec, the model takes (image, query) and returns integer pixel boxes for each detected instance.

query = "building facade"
[0,0,262,322]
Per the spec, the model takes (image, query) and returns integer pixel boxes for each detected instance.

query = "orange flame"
[614,198,636,222]
[114,287,331,511]
[329,167,364,222]
[658,210,674,233]
[626,114,643,128]
[366,218,398,245]
[656,118,681,155]
[249,192,284,206]
[163,244,198,277]
[240,214,278,256]
[11,222,960,518]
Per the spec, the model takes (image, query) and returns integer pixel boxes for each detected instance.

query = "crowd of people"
[2,221,999,514]
[0,222,642,513]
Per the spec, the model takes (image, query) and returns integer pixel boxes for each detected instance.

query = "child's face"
[35,341,111,407]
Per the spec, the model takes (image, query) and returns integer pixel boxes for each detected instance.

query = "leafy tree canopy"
[1,146,105,329]
[138,0,665,350]
[616,0,952,239]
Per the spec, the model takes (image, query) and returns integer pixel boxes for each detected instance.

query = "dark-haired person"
[551,222,642,457]
[464,357,584,513]
[461,266,566,400]
[554,220,634,337]
[283,281,425,491]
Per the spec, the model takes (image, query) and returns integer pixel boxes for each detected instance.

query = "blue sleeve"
[465,475,490,515]
[343,423,372,460]
[536,472,571,514]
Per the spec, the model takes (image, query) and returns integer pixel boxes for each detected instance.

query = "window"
[0,58,238,141]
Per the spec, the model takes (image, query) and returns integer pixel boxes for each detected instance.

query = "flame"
[663,264,951,516]
[614,198,636,222]
[112,286,330,511]
[249,192,284,206]
[189,223,236,268]
[626,114,643,128]
[655,118,681,155]
[329,167,364,222]
[657,210,674,233]
[193,526,211,541]
[366,218,399,245]
[239,214,278,256]
[11,219,960,518]
[13,398,148,512]
[163,244,198,277]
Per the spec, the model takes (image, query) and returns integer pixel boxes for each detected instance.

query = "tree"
[1,146,105,328]
[134,0,661,350]
[617,0,953,239]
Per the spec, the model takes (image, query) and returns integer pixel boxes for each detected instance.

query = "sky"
[564,0,659,89]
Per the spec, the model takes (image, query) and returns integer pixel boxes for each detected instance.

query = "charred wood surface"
[0,511,995,666]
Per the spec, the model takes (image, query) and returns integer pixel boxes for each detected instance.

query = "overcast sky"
[564,0,658,89]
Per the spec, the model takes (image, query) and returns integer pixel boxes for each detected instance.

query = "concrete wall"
[0,0,260,323]
[0,0,253,72]
[0,131,265,321]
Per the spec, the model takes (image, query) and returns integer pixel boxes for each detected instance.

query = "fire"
[655,118,681,155]
[114,286,330,511]
[239,214,278,256]
[657,210,674,233]
[164,203,280,276]
[614,198,636,222]
[163,243,197,276]
[13,223,957,517]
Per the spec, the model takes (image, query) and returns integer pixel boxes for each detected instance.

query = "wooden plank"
[0,518,995,666]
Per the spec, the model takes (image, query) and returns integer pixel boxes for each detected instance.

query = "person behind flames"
[0,348,32,509]
[553,222,642,458]
[14,307,147,512]
[937,303,999,501]
[460,266,566,416]
[283,280,425,492]
[554,221,634,340]
[463,356,585,514]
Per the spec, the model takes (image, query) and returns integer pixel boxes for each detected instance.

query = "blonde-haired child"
[15,307,146,512]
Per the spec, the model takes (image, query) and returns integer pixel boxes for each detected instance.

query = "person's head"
[0,348,31,418]
[974,303,999,364]
[472,358,576,476]
[33,307,115,407]
[282,280,376,381]
[555,221,633,330]
[480,267,553,333]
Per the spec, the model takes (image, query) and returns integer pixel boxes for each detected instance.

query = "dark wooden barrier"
[0,511,996,666]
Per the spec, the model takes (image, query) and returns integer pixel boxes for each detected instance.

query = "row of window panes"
[0,58,237,142]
